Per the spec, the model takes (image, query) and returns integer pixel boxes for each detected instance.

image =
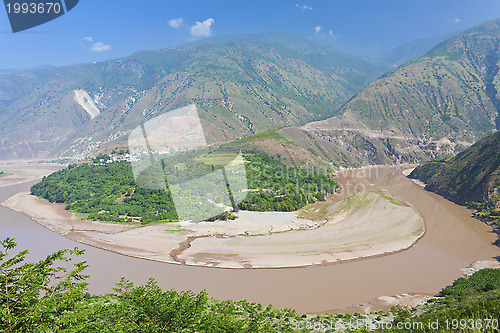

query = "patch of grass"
[440,269,500,299]
[74,212,89,220]
[196,153,240,166]
[343,192,374,212]
[299,203,328,219]
[232,128,291,144]
[372,189,410,207]
[164,229,182,233]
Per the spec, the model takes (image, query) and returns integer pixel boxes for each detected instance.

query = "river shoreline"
[1,164,499,313]
[0,162,65,187]
[3,166,425,268]
[402,166,500,246]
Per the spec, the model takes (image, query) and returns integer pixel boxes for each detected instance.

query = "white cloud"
[312,27,337,40]
[90,41,111,52]
[455,18,461,23]
[168,17,184,28]
[295,4,312,10]
[81,36,111,52]
[190,18,214,38]
[328,30,338,39]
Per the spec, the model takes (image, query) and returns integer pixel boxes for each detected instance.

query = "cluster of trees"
[31,162,178,224]
[110,148,129,155]
[206,210,237,222]
[238,152,338,212]
[388,269,500,332]
[31,151,338,224]
[439,269,500,300]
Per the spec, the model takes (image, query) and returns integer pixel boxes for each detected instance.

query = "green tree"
[84,277,245,332]
[0,238,88,332]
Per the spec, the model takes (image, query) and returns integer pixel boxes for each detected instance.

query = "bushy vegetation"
[439,269,500,300]
[389,292,500,332]
[387,268,500,332]
[409,130,500,225]
[240,151,338,212]
[0,238,306,332]
[2,238,500,332]
[0,238,89,332]
[31,151,337,224]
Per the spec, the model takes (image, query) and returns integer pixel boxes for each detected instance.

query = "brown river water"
[0,166,499,313]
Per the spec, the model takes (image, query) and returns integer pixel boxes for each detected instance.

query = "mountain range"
[1,19,500,166]
[0,33,386,160]
[243,18,500,167]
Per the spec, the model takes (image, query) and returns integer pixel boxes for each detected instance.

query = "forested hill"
[31,152,337,224]
[409,130,500,223]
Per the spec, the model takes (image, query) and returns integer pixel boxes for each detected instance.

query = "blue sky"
[1,0,500,69]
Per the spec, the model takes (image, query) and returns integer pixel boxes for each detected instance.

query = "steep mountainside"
[358,20,500,139]
[409,130,500,223]
[0,33,385,161]
[275,18,500,166]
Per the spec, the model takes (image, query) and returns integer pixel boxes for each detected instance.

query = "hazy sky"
[1,0,500,69]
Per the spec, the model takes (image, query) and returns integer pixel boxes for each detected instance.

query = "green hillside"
[409,130,500,223]
[345,19,500,140]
